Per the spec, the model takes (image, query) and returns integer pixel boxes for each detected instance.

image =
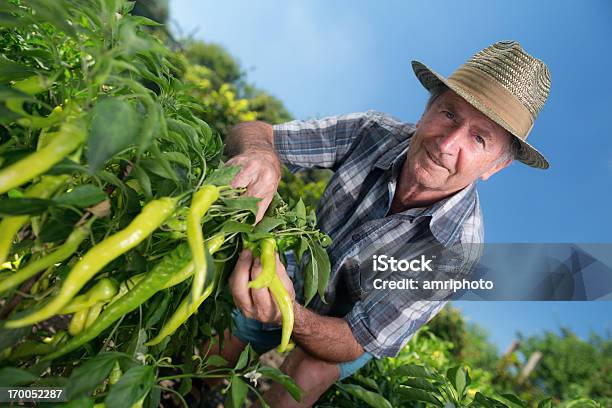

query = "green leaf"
[295,237,308,263]
[447,366,469,400]
[403,377,437,392]
[341,384,393,408]
[0,367,38,387]
[398,385,443,406]
[0,56,36,83]
[67,352,121,399]
[127,328,148,359]
[221,197,261,216]
[312,244,330,303]
[105,365,155,407]
[128,15,164,26]
[0,197,53,215]
[393,364,436,380]
[234,343,251,370]
[497,393,527,408]
[162,151,191,168]
[226,375,248,408]
[140,158,177,181]
[537,398,553,408]
[46,158,87,176]
[294,199,306,227]
[258,366,302,402]
[254,216,285,233]
[87,98,140,173]
[54,185,106,207]
[132,164,152,199]
[219,220,253,234]
[206,355,228,367]
[204,166,241,186]
[303,254,318,306]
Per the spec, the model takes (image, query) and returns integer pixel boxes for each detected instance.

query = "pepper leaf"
[105,365,155,407]
[204,165,241,186]
[0,367,38,387]
[67,352,122,400]
[218,220,253,234]
[312,243,330,303]
[54,185,106,207]
[341,383,393,408]
[226,375,248,408]
[86,98,140,173]
[0,197,54,216]
[258,366,303,402]
[221,197,261,216]
[254,216,284,233]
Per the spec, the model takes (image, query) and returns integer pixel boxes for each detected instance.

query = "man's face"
[404,89,513,193]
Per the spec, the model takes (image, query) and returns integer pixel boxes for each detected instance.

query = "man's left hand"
[229,249,296,325]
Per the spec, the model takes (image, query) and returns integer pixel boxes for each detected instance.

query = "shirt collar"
[377,134,479,248]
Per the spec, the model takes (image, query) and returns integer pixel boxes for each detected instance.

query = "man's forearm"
[291,301,365,363]
[225,121,276,158]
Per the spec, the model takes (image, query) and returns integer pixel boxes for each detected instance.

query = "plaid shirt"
[273,110,484,359]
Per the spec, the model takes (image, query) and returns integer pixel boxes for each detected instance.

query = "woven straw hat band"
[449,67,533,138]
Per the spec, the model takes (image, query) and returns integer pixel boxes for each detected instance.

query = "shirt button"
[352,234,360,241]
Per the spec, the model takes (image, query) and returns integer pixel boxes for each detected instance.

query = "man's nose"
[437,126,465,155]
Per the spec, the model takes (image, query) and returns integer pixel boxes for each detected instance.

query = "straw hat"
[412,40,551,169]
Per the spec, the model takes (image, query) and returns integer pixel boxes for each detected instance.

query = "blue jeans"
[231,308,373,380]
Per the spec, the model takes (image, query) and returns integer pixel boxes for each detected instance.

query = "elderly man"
[202,40,551,407]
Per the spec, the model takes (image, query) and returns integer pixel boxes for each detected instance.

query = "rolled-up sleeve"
[272,110,382,171]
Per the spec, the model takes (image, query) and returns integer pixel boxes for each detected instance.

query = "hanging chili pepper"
[43,243,192,361]
[0,220,92,293]
[0,175,69,265]
[6,197,176,328]
[248,238,294,353]
[187,185,219,303]
[145,260,223,346]
[162,233,225,289]
[0,121,86,195]
[61,278,117,314]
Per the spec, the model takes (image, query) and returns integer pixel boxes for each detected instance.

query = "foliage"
[0,1,330,406]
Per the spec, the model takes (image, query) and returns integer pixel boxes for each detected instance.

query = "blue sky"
[170,1,612,350]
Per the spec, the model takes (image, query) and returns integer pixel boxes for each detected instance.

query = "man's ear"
[480,157,512,181]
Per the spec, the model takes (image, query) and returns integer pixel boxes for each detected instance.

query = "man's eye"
[442,110,455,120]
[475,134,485,146]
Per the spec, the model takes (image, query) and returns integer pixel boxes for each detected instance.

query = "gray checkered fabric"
[273,110,484,358]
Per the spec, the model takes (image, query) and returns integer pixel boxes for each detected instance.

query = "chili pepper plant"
[0,1,331,406]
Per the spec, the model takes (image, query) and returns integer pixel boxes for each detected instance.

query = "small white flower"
[244,370,262,387]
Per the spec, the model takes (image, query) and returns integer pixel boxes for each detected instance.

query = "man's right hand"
[224,121,281,224]
[227,150,281,224]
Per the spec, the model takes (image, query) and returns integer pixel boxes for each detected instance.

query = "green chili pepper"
[145,260,223,346]
[108,361,122,385]
[0,121,85,195]
[187,185,219,303]
[248,238,277,290]
[0,175,69,265]
[6,197,176,328]
[61,278,117,314]
[69,308,88,336]
[84,302,103,328]
[0,221,91,293]
[248,238,294,353]
[162,233,225,289]
[43,243,192,361]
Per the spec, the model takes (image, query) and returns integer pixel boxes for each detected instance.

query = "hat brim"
[411,60,549,169]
